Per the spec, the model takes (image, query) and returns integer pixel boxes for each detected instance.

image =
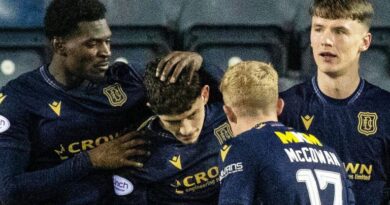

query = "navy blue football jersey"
[0,62,151,204]
[113,102,233,205]
[218,121,354,205]
[280,77,390,205]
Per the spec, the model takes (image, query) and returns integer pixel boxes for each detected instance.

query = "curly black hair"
[44,0,107,39]
[144,58,203,115]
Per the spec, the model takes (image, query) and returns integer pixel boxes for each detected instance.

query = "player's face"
[62,19,112,82]
[310,16,371,77]
[159,97,206,145]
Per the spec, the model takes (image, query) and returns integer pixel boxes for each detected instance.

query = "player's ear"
[360,32,372,52]
[200,85,210,104]
[223,105,237,124]
[52,37,67,56]
[276,98,285,116]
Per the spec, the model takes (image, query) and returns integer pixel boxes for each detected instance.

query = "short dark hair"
[310,0,374,28]
[144,58,202,115]
[44,0,107,39]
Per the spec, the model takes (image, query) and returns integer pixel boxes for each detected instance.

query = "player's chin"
[87,74,107,83]
[178,135,199,145]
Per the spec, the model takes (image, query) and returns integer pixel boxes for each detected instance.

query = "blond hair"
[220,61,278,117]
[310,0,374,28]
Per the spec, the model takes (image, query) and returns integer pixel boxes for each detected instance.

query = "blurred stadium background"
[0,0,389,91]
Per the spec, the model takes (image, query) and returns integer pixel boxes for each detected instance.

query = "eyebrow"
[166,109,199,122]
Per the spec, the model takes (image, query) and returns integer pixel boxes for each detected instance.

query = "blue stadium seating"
[101,0,173,65]
[0,0,46,86]
[178,0,302,75]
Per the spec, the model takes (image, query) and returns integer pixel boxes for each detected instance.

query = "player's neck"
[49,57,84,88]
[316,70,360,99]
[235,114,278,136]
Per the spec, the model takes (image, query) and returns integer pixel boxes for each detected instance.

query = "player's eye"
[168,120,181,126]
[86,41,97,48]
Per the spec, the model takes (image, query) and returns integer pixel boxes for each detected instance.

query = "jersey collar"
[311,76,365,106]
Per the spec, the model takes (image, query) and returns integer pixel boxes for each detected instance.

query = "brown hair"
[144,58,202,115]
[310,0,374,27]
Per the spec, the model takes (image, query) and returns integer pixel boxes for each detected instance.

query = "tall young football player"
[113,58,232,204]
[280,0,390,204]
[0,0,202,204]
[218,61,354,205]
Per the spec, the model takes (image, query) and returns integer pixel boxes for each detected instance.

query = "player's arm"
[218,140,257,205]
[0,93,148,203]
[156,51,224,102]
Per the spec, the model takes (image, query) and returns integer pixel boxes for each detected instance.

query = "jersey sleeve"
[218,139,259,205]
[112,170,148,204]
[0,89,93,204]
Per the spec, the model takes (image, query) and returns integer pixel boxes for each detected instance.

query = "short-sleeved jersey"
[280,77,390,205]
[0,62,151,204]
[218,121,354,205]
[113,102,233,205]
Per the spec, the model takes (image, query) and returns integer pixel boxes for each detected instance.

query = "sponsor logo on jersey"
[214,122,233,145]
[169,155,182,170]
[357,112,378,136]
[345,163,373,181]
[301,115,314,131]
[113,175,134,195]
[54,131,121,160]
[0,115,10,133]
[103,83,127,107]
[274,131,322,146]
[220,145,231,162]
[220,162,243,181]
[0,93,7,104]
[49,101,61,117]
[171,166,219,194]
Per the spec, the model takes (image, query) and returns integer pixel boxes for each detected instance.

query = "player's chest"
[144,135,222,194]
[29,86,146,160]
[297,105,386,141]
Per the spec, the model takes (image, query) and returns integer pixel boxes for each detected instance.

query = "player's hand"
[87,131,149,169]
[156,51,203,83]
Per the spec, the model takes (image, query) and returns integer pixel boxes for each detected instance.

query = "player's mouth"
[95,62,110,71]
[319,52,337,62]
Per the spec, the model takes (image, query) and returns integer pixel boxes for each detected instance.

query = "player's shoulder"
[107,61,146,82]
[280,79,314,102]
[1,66,44,96]
[230,122,289,147]
[204,102,226,126]
[363,80,390,99]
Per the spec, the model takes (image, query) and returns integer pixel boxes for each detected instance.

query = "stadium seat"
[0,0,47,86]
[296,0,390,91]
[360,0,390,91]
[178,0,302,75]
[100,0,173,65]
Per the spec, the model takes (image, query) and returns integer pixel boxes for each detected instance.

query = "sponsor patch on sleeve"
[113,175,134,196]
[0,115,10,133]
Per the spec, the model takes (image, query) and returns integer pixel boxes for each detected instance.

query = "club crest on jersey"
[357,112,378,136]
[103,83,127,107]
[214,122,233,145]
